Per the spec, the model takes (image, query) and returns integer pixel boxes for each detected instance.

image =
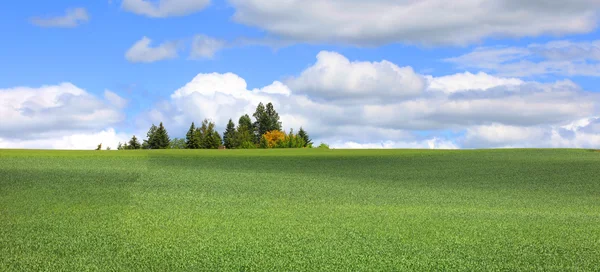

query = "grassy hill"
[1,149,599,270]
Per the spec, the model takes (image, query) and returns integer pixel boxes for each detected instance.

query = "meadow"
[1,149,599,271]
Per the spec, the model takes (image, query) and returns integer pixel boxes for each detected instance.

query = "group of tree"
[115,102,316,150]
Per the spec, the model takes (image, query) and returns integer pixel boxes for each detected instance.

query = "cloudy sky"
[1,0,600,149]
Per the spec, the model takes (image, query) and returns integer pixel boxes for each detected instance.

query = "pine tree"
[129,135,142,149]
[252,102,266,143]
[154,122,170,149]
[185,122,199,149]
[265,102,282,132]
[143,124,157,149]
[223,119,236,149]
[298,127,312,148]
[236,114,255,149]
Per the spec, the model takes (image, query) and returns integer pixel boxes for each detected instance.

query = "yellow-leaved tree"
[262,130,286,148]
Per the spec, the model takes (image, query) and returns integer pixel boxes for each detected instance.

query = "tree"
[235,114,255,149]
[185,122,200,149]
[265,102,282,132]
[143,124,157,149]
[154,122,170,149]
[169,138,186,149]
[117,142,123,150]
[252,102,282,143]
[106,146,111,150]
[263,130,286,148]
[128,135,141,149]
[223,119,236,149]
[95,143,102,150]
[297,127,312,148]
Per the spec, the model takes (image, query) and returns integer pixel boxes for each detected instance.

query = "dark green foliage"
[154,123,170,149]
[142,124,157,149]
[117,142,123,150]
[2,149,600,270]
[185,122,200,149]
[194,119,221,149]
[223,119,236,149]
[169,138,186,149]
[259,135,269,149]
[234,115,256,149]
[253,102,282,143]
[95,143,102,150]
[128,135,141,149]
[297,127,312,148]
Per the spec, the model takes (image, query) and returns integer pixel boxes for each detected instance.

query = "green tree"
[297,127,312,148]
[253,102,282,143]
[223,119,236,149]
[117,142,123,150]
[185,122,200,149]
[169,138,186,149]
[95,143,102,150]
[154,122,170,149]
[143,124,157,149]
[129,135,141,149]
[234,114,255,149]
[252,102,266,143]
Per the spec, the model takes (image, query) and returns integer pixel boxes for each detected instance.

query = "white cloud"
[427,72,523,94]
[30,7,89,28]
[121,0,210,18]
[447,40,600,77]
[333,138,458,149]
[0,129,129,150]
[190,35,226,59]
[125,36,179,63]
[0,83,125,143]
[287,51,425,102]
[137,51,599,149]
[229,0,600,46]
[463,119,600,148]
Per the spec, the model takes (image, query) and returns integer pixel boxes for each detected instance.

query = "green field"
[1,149,599,271]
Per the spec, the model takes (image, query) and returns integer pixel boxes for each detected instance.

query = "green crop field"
[1,149,599,271]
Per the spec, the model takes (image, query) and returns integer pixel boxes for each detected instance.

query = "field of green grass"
[1,149,599,270]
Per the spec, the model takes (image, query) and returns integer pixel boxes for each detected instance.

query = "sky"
[1,0,600,149]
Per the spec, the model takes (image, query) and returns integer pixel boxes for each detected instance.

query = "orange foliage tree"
[262,130,286,148]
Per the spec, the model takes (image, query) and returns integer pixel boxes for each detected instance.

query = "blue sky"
[1,0,599,149]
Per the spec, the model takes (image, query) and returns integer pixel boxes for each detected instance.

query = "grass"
[0,148,599,271]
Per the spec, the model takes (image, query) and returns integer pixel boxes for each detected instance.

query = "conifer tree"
[154,122,170,149]
[298,127,312,148]
[223,119,236,149]
[129,135,141,149]
[143,124,157,149]
[185,122,199,149]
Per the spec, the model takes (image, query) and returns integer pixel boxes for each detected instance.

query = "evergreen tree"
[117,142,123,150]
[265,102,282,132]
[297,127,312,148]
[223,119,236,149]
[235,114,255,149]
[252,102,267,143]
[143,124,157,149]
[129,135,141,149]
[185,122,199,149]
[154,122,170,149]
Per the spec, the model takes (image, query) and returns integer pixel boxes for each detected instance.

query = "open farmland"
[1,149,599,271]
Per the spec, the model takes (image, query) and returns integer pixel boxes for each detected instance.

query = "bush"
[317,143,330,149]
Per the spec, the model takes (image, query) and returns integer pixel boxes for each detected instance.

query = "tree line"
[116,102,319,150]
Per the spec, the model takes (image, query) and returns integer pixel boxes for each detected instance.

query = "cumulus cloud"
[137,51,599,149]
[121,0,210,18]
[229,0,600,46]
[190,34,226,59]
[463,119,600,148]
[0,129,129,150]
[0,83,126,144]
[125,36,179,63]
[447,40,600,77]
[30,7,89,28]
[287,51,425,102]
